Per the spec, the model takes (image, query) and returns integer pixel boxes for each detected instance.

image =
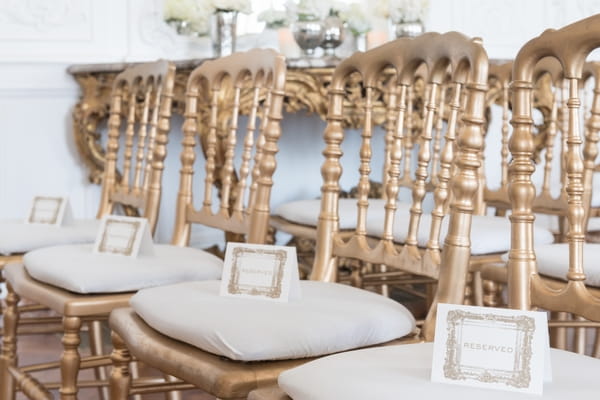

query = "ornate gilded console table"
[68,58,345,184]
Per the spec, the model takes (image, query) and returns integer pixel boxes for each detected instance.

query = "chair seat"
[591,173,600,207]
[109,307,309,399]
[273,201,554,255]
[130,280,416,362]
[273,199,392,230]
[0,218,99,255]
[23,244,223,294]
[4,263,132,316]
[365,213,555,256]
[533,243,600,287]
[278,342,600,400]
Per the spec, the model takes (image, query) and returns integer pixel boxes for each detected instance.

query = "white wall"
[1,0,600,245]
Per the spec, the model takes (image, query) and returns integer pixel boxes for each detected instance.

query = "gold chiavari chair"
[105,49,291,400]
[0,57,232,400]
[246,30,491,400]
[508,14,600,358]
[0,59,175,399]
[107,31,485,400]
[0,60,176,334]
[250,17,600,400]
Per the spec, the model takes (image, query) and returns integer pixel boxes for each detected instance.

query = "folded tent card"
[26,196,72,225]
[92,215,154,258]
[431,303,551,395]
[219,242,301,302]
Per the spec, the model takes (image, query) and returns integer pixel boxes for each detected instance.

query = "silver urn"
[291,19,325,57]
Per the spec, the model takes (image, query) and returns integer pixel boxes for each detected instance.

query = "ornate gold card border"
[227,247,287,298]
[28,196,63,224]
[97,220,141,256]
[444,310,535,389]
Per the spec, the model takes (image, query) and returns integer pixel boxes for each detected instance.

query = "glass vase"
[353,33,367,52]
[211,10,238,57]
[320,15,345,57]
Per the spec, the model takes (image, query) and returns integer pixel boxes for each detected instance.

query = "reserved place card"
[93,215,154,257]
[220,243,301,302]
[26,196,70,225]
[432,303,550,395]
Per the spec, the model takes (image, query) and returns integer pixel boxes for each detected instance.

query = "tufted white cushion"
[24,244,223,294]
[274,200,554,255]
[279,342,600,400]
[274,199,403,230]
[365,213,555,255]
[591,174,600,207]
[0,219,99,255]
[532,243,600,287]
[131,280,416,362]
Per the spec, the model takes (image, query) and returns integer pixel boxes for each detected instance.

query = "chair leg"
[593,328,600,358]
[60,316,82,400]
[129,361,142,400]
[550,311,568,350]
[0,283,20,400]
[164,375,182,400]
[89,320,109,400]
[110,331,132,400]
[482,279,503,307]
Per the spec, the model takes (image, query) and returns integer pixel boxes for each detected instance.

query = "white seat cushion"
[275,200,554,255]
[0,218,99,255]
[131,280,416,362]
[279,342,600,400]
[365,213,555,255]
[533,243,600,287]
[591,173,600,207]
[274,199,400,230]
[23,244,223,294]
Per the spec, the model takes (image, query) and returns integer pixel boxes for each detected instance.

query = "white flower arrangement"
[375,0,429,22]
[163,0,252,35]
[285,0,330,21]
[257,9,290,29]
[163,0,211,34]
[340,2,372,36]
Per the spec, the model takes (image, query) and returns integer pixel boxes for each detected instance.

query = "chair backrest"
[171,49,287,247]
[312,32,489,340]
[97,60,176,235]
[508,14,600,323]
[485,59,570,213]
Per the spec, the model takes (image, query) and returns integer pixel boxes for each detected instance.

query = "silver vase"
[291,19,324,57]
[394,20,425,38]
[211,10,238,57]
[320,15,345,57]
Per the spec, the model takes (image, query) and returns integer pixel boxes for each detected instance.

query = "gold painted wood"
[508,14,600,342]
